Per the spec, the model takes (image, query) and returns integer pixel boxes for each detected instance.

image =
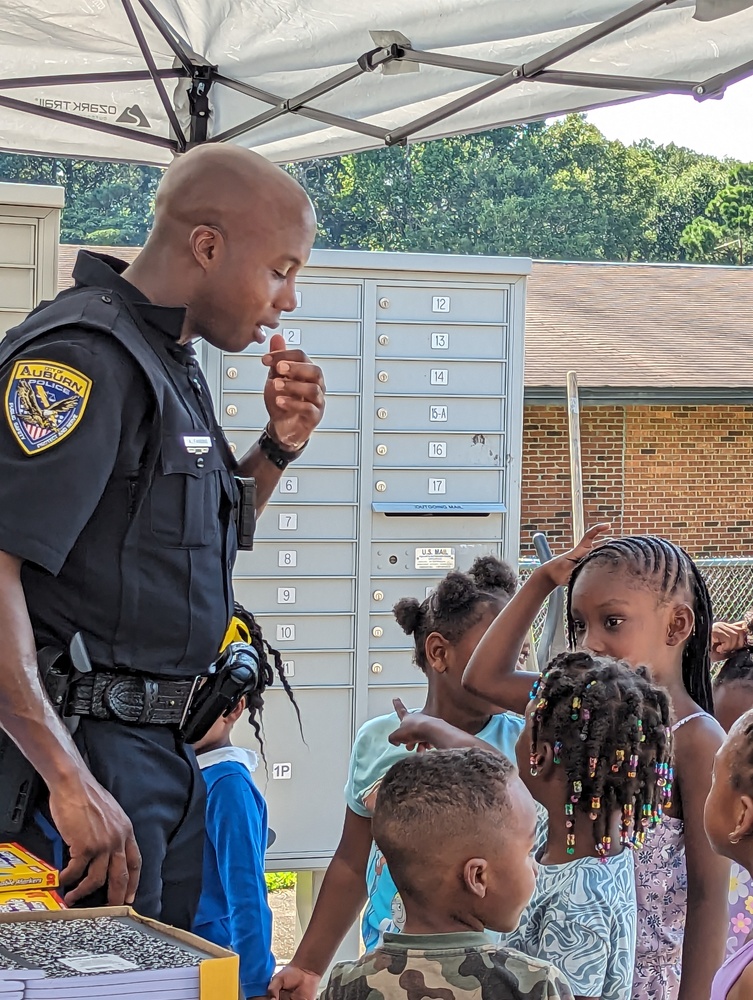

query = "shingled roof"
[57,247,753,392]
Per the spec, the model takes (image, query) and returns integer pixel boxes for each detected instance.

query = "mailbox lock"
[378,334,389,346]
[226,367,238,379]
[375,481,387,493]
[373,590,384,601]
[377,371,389,383]
[371,662,384,674]
[376,408,388,420]
[376,444,388,456]
[372,626,384,638]
[378,297,390,310]
[225,404,238,417]
[228,442,237,453]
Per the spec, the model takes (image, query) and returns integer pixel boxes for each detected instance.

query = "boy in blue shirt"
[193,694,274,1000]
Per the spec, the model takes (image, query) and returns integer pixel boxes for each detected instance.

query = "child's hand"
[539,523,611,588]
[268,964,320,1000]
[711,620,749,662]
[388,699,437,752]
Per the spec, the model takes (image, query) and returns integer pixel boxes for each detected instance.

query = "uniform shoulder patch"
[4,359,92,455]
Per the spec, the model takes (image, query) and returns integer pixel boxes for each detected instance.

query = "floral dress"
[727,862,753,957]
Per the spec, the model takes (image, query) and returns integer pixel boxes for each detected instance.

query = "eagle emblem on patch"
[5,360,92,455]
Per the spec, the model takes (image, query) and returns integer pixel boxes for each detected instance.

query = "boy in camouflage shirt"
[322,748,573,1000]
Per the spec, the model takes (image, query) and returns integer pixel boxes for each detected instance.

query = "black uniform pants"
[23,718,206,929]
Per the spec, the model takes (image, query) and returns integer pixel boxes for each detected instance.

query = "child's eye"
[572,620,586,633]
[605,616,624,629]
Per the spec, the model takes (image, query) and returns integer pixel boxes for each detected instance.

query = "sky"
[586,76,753,161]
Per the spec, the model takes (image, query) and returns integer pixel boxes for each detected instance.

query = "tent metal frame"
[1,0,751,159]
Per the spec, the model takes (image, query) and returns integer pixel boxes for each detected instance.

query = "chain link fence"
[519,557,753,648]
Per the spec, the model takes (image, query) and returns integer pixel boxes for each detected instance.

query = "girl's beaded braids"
[566,535,714,714]
[529,651,673,859]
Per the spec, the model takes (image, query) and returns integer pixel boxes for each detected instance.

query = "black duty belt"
[68,671,198,726]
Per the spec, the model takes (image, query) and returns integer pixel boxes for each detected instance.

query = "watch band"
[258,425,308,469]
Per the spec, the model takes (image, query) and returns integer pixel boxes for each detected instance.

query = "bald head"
[154,144,313,244]
[130,144,316,353]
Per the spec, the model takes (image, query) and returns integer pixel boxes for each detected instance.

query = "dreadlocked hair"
[566,535,714,714]
[715,617,753,688]
[231,601,302,763]
[728,709,753,796]
[530,651,673,858]
[393,556,517,673]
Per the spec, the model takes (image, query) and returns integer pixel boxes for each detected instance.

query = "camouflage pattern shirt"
[322,931,575,1000]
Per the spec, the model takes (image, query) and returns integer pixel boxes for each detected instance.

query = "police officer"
[0,145,325,927]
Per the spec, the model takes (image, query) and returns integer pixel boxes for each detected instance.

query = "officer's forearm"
[0,551,89,787]
[236,442,285,515]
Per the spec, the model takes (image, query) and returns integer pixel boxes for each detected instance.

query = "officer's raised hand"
[262,332,326,450]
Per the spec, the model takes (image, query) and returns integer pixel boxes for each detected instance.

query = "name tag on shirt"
[183,435,212,455]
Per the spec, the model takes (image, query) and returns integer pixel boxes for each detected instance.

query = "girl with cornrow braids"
[270,556,523,1000]
[463,526,730,1000]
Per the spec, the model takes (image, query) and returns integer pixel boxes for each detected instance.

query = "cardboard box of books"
[0,906,241,999]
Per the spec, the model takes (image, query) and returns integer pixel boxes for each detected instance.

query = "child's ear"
[463,857,488,898]
[731,795,753,844]
[667,603,695,647]
[425,632,450,674]
[531,740,556,780]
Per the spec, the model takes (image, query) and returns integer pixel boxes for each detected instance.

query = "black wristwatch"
[258,424,308,470]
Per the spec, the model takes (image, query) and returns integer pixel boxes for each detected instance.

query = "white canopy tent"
[0,0,752,166]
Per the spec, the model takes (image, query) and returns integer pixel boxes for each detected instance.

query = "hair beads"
[529,651,673,862]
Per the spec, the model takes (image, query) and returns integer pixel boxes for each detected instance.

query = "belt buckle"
[179,676,203,731]
[103,675,157,724]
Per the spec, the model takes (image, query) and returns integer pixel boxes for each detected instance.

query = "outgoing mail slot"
[235,577,355,615]
[367,685,427,721]
[366,648,426,687]
[235,687,353,861]
[235,541,356,578]
[374,359,505,397]
[223,391,359,430]
[375,284,508,324]
[373,469,503,505]
[373,432,505,469]
[375,324,508,360]
[224,355,360,394]
[373,395,505,432]
[236,320,362,357]
[221,430,360,468]
[254,612,355,650]
[370,511,505,542]
[254,504,358,541]
[282,281,362,320]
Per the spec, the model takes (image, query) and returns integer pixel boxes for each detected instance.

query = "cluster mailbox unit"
[203,249,529,872]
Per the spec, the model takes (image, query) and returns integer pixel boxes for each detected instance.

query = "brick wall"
[521,404,753,558]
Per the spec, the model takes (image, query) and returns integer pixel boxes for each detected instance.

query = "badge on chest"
[183,434,212,456]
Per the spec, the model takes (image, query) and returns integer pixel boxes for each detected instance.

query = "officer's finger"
[124,835,142,905]
[105,851,130,907]
[268,359,324,387]
[262,347,312,367]
[59,852,92,889]
[63,854,109,906]
[272,379,325,406]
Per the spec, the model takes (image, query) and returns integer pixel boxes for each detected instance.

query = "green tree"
[0,154,161,245]
[680,164,753,265]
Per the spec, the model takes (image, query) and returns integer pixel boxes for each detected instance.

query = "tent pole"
[566,371,585,544]
[135,0,196,75]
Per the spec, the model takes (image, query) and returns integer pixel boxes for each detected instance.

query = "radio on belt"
[233,476,256,550]
[203,249,529,871]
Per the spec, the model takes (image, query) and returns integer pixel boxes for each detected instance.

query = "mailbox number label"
[431,332,449,350]
[273,763,292,779]
[279,550,297,567]
[432,296,451,313]
[283,327,301,345]
[428,478,447,494]
[430,369,449,386]
[280,476,299,494]
[430,405,448,422]
[279,513,298,530]
[277,624,296,641]
[429,441,447,458]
